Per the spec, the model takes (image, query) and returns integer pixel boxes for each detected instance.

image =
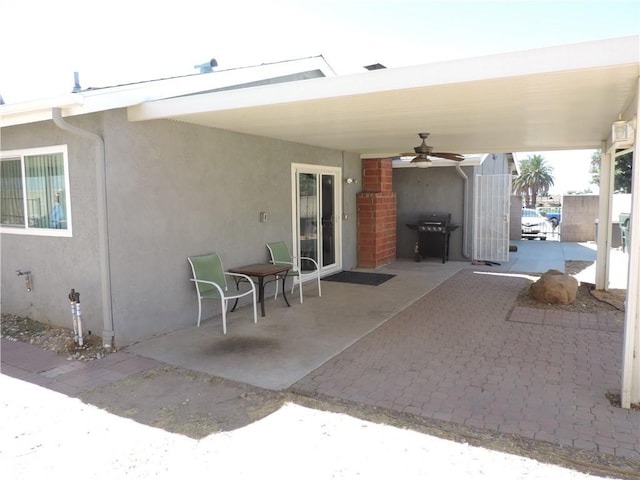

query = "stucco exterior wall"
[1,109,360,346]
[1,117,104,337]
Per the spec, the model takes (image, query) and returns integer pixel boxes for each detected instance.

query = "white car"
[521,208,549,240]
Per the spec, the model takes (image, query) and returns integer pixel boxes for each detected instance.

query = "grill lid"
[406,212,457,232]
[419,212,451,226]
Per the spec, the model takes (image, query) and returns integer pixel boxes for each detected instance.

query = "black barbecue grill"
[406,212,459,263]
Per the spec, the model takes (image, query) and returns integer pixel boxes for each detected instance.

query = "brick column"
[357,158,397,268]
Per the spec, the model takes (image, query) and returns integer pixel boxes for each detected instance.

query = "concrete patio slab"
[127,260,464,390]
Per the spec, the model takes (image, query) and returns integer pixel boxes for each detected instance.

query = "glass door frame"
[290,163,342,276]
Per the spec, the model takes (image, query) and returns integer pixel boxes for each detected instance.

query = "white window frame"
[0,145,72,237]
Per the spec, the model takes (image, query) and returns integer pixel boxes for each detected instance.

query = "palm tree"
[513,154,555,207]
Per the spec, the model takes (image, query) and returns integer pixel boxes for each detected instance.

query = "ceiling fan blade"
[432,152,465,161]
[403,134,464,163]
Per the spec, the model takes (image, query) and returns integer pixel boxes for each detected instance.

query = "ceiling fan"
[404,133,465,167]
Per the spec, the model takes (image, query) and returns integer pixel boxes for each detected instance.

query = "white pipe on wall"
[455,164,471,259]
[52,108,115,347]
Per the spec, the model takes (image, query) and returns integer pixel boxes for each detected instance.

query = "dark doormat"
[322,271,395,286]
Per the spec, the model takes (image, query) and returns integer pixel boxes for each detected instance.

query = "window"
[1,145,72,236]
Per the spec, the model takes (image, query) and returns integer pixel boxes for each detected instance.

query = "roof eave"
[0,94,84,127]
[128,35,640,124]
[0,55,336,128]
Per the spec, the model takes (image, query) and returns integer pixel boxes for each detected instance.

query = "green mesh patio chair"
[266,241,321,303]
[187,253,257,334]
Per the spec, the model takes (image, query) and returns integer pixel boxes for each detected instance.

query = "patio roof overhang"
[129,35,640,408]
[128,36,640,159]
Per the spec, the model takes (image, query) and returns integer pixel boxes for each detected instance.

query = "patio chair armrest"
[294,255,320,269]
[270,260,295,268]
[224,272,257,291]
[190,278,226,296]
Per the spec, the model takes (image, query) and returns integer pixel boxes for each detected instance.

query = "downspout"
[455,164,471,259]
[52,108,115,347]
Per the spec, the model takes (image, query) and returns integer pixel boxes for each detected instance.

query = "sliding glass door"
[292,164,341,274]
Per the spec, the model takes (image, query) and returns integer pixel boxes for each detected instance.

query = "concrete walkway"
[2,241,637,464]
[0,338,163,397]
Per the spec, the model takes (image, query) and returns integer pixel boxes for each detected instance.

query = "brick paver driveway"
[293,269,639,461]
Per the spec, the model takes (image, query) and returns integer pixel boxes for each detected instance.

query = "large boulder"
[530,269,578,304]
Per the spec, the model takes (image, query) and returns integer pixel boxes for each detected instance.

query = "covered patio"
[127,240,637,460]
[129,36,640,407]
[3,36,636,412]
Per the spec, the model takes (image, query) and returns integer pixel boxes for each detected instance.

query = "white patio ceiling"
[129,36,639,158]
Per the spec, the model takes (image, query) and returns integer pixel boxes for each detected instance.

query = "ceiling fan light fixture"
[413,155,431,168]
[403,133,464,166]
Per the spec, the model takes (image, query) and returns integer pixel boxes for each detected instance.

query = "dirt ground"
[2,261,639,479]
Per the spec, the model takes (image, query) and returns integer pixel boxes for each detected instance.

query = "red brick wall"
[357,158,397,268]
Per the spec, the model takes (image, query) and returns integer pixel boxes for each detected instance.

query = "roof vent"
[194,58,218,74]
[72,72,81,93]
[364,63,386,71]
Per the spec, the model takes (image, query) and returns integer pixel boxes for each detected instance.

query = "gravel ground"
[1,313,116,361]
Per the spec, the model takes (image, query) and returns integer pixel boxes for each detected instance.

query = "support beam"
[621,80,640,408]
[595,142,613,290]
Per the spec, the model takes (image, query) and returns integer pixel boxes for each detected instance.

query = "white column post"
[595,141,613,290]
[621,80,640,408]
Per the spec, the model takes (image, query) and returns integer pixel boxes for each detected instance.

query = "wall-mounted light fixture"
[345,177,358,184]
[612,116,636,148]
